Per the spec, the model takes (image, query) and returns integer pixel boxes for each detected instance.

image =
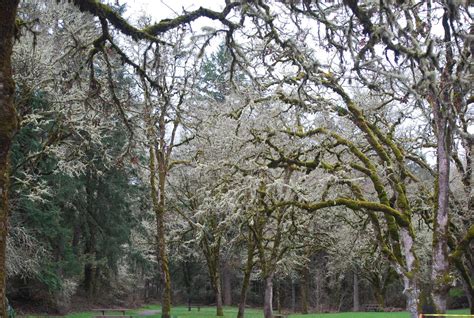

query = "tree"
[139,31,196,317]
[1,2,23,313]
[0,1,241,314]
[222,2,472,316]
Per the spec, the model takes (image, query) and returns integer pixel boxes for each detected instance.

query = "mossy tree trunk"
[397,228,421,318]
[201,234,224,316]
[145,97,172,318]
[237,235,255,318]
[263,274,274,318]
[0,1,19,317]
[279,80,423,317]
[148,140,172,318]
[430,9,455,314]
[431,115,450,314]
[157,164,172,318]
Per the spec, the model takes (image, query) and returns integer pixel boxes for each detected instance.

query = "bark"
[223,261,232,306]
[156,189,172,318]
[144,82,173,318]
[431,114,450,314]
[450,225,474,314]
[201,235,224,316]
[369,274,385,308]
[374,289,385,308]
[158,111,172,318]
[148,139,171,318]
[182,262,192,310]
[276,281,281,313]
[461,277,474,314]
[213,269,224,316]
[353,272,359,312]
[263,274,274,318]
[237,238,255,318]
[398,228,421,318]
[0,2,19,317]
[430,10,454,315]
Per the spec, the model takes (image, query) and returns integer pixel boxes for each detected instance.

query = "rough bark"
[399,228,421,318]
[353,272,359,312]
[431,115,450,315]
[0,1,19,317]
[156,175,172,318]
[263,274,274,318]
[182,262,192,310]
[276,281,281,313]
[450,224,474,314]
[148,133,171,318]
[201,234,224,316]
[374,289,385,308]
[213,268,224,316]
[430,9,455,315]
[237,238,255,318]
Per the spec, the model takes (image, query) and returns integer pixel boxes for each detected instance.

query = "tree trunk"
[223,261,232,306]
[431,11,455,315]
[276,280,281,313]
[431,113,450,315]
[201,239,224,316]
[401,274,420,318]
[158,163,172,318]
[156,198,172,318]
[263,274,274,318]
[0,2,20,317]
[353,272,359,312]
[182,262,192,310]
[399,227,421,318]
[374,289,385,308]
[315,270,321,312]
[148,138,172,318]
[214,268,224,316]
[237,239,255,318]
[470,293,474,315]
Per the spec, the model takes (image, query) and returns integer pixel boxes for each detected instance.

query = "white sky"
[124,0,222,22]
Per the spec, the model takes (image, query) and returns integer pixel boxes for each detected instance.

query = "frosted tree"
[0,1,241,314]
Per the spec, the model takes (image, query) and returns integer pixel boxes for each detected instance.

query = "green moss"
[320,161,338,171]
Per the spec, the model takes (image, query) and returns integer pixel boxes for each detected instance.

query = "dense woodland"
[0,1,472,318]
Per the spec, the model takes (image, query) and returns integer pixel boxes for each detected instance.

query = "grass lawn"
[25,306,471,318]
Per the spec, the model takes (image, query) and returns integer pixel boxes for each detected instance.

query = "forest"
[0,1,472,318]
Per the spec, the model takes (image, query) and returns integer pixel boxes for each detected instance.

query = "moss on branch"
[277,198,410,227]
[70,0,239,42]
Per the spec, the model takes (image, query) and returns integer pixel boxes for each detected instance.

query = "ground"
[19,305,470,318]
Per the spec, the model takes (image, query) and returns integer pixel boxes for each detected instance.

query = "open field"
[25,306,471,318]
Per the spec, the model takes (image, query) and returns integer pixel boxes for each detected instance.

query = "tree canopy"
[0,1,472,318]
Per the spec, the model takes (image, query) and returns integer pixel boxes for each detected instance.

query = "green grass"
[22,306,472,318]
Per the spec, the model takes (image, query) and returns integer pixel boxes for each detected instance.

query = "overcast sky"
[124,0,222,22]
